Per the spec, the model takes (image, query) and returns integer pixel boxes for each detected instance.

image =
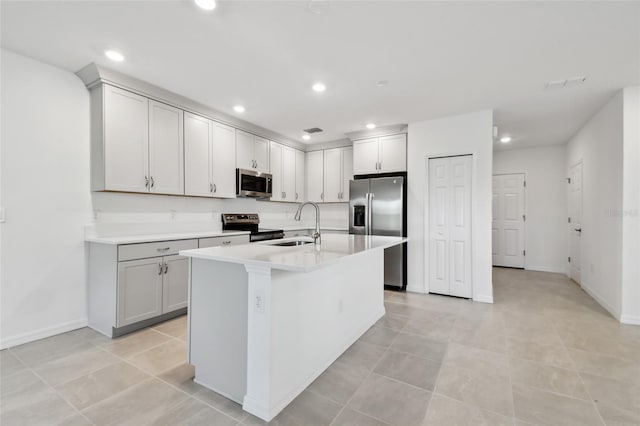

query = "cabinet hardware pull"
[222,240,231,245]
[144,176,149,188]
[157,247,170,252]
[295,193,298,200]
[283,192,286,198]
[321,192,323,200]
[213,184,217,193]
[150,176,155,188]
[164,263,169,274]
[379,162,382,170]
[158,263,163,275]
[209,183,213,193]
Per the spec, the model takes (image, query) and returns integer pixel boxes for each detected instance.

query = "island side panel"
[246,249,385,420]
[189,258,248,403]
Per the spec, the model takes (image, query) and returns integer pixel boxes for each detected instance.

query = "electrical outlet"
[254,290,265,314]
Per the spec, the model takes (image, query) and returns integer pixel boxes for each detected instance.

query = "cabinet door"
[211,122,237,198]
[117,258,163,327]
[149,100,184,195]
[323,148,342,203]
[270,142,284,201]
[353,138,379,175]
[306,151,324,202]
[236,130,255,170]
[254,136,270,173]
[184,112,213,197]
[295,149,305,202]
[104,85,149,192]
[379,134,407,172]
[162,255,189,313]
[282,146,296,202]
[342,146,354,201]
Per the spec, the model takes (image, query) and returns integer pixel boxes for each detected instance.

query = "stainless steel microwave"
[236,168,273,198]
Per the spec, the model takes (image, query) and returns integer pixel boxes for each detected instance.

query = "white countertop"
[85,230,250,245]
[179,234,406,272]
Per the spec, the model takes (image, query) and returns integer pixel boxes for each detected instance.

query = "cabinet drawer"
[199,235,250,248]
[118,239,198,261]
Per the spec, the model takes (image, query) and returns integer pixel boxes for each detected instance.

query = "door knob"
[574,228,582,232]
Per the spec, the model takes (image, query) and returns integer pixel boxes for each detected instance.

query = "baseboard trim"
[0,318,88,350]
[581,284,621,321]
[473,295,494,304]
[406,285,426,294]
[620,315,640,325]
[525,266,566,274]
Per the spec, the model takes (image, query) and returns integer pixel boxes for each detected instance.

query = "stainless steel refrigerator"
[349,176,407,289]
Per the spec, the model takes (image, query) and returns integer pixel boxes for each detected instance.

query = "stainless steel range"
[221,213,284,242]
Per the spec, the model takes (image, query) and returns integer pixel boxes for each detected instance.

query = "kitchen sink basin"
[270,240,314,247]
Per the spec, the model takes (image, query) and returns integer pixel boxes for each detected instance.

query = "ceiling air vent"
[304,127,323,134]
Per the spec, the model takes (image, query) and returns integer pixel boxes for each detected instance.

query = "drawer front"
[199,235,250,248]
[118,239,198,261]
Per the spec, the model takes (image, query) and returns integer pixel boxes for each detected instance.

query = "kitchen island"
[179,233,406,421]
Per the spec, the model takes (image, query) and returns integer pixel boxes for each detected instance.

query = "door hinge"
[568,256,571,263]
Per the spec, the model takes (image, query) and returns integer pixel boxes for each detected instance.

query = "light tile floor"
[2,268,640,425]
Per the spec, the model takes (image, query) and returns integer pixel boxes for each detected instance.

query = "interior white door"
[184,112,213,197]
[568,162,583,284]
[211,122,237,198]
[492,174,526,268]
[148,100,184,195]
[428,156,472,298]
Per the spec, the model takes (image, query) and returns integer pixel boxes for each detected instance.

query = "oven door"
[236,169,273,198]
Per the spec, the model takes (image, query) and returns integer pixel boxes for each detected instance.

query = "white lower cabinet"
[88,239,197,337]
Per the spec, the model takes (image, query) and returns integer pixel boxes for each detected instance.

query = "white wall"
[566,91,624,319]
[1,49,94,348]
[493,145,567,273]
[621,87,640,324]
[407,110,494,302]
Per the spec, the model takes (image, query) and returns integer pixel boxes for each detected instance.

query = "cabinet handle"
[158,263,163,275]
[164,263,169,274]
[321,192,324,200]
[157,247,170,252]
[222,240,231,245]
[283,192,286,199]
[379,162,382,170]
[150,176,155,188]
[213,183,217,193]
[295,193,298,200]
[144,176,149,188]
[209,183,213,193]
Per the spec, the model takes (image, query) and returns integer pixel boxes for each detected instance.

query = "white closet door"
[492,174,525,268]
[448,156,472,297]
[568,162,582,284]
[148,100,184,195]
[428,156,472,298]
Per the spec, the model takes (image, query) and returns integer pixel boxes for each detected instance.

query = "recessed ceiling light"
[366,123,376,130]
[104,50,125,62]
[500,136,512,143]
[233,105,245,113]
[312,82,326,93]
[376,80,389,87]
[194,0,216,10]
[302,134,311,141]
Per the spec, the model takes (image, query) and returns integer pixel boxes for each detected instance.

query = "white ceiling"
[2,1,638,149]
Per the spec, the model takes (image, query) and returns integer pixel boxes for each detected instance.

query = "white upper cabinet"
[103,85,149,192]
[184,112,213,197]
[323,147,352,203]
[185,112,236,198]
[352,134,406,175]
[295,149,305,202]
[211,122,237,198]
[269,141,297,202]
[148,100,184,195]
[236,130,269,173]
[306,150,324,203]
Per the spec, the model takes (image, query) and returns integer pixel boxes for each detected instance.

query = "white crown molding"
[345,124,408,141]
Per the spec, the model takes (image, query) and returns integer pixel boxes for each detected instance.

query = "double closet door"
[428,155,472,298]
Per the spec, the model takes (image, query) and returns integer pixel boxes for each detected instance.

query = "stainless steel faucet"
[294,202,321,246]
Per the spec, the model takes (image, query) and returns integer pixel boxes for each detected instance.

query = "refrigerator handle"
[367,192,373,235]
